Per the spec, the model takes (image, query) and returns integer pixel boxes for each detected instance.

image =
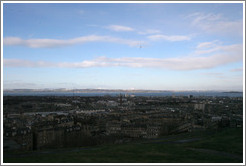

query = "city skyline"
[2,2,244,91]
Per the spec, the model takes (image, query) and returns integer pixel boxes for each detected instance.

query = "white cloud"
[138,29,161,35]
[105,24,191,43]
[196,40,220,49]
[147,34,191,41]
[4,43,242,71]
[3,59,55,68]
[106,25,162,36]
[3,35,142,48]
[194,41,225,55]
[195,40,242,57]
[187,12,243,36]
[106,25,134,32]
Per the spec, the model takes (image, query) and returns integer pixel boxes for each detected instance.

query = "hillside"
[3,128,243,163]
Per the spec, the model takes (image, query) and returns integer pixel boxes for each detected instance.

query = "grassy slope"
[3,128,243,163]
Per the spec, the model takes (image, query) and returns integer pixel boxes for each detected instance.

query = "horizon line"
[2,88,243,93]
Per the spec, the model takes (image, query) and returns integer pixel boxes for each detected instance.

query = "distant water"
[3,91,243,97]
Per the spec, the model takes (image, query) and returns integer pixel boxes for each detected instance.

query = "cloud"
[3,59,55,68]
[106,25,163,36]
[138,29,161,35]
[3,35,142,48]
[194,40,226,55]
[106,25,134,32]
[147,34,191,41]
[4,43,242,71]
[193,40,244,59]
[187,12,243,36]
[196,40,220,49]
[105,25,190,42]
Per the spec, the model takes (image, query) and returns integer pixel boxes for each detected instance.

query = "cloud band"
[3,35,142,48]
[3,44,242,71]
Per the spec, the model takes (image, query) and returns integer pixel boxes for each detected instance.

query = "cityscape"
[3,90,244,163]
[2,2,244,164]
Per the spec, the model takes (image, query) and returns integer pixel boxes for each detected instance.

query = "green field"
[3,128,243,163]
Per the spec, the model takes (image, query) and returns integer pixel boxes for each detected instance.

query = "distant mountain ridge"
[3,89,243,93]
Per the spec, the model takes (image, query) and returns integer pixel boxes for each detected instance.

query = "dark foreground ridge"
[4,128,243,163]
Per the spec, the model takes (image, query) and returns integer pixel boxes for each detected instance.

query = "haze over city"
[3,3,244,91]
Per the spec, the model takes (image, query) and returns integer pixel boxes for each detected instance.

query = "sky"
[2,2,244,91]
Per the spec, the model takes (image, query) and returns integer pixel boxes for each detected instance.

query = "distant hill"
[4,88,242,93]
[4,88,173,93]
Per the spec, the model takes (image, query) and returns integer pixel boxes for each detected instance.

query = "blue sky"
[3,2,244,91]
